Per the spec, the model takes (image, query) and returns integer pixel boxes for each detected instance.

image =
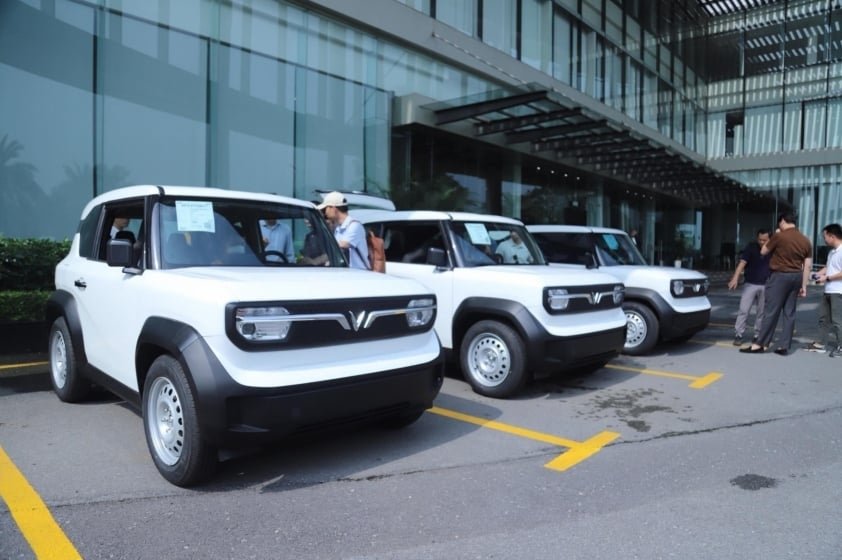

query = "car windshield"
[157,197,344,269]
[450,221,545,267]
[593,233,647,266]
[533,231,646,266]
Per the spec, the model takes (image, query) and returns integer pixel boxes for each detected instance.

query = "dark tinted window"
[532,232,593,266]
[376,222,445,264]
[98,200,145,262]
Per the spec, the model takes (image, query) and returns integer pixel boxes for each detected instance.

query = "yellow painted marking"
[428,406,619,471]
[708,322,734,328]
[605,363,722,389]
[0,361,48,371]
[0,446,82,560]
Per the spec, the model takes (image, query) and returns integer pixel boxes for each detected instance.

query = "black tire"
[142,355,216,487]
[459,320,527,398]
[623,301,659,355]
[48,317,90,402]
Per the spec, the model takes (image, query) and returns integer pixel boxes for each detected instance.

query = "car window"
[532,232,594,266]
[98,200,145,263]
[78,204,102,259]
[375,222,445,264]
[450,222,544,266]
[593,233,647,266]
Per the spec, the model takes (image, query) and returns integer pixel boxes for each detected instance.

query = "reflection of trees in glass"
[49,164,131,240]
[520,185,566,224]
[0,135,48,237]
[389,174,470,211]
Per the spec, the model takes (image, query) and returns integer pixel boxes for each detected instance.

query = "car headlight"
[613,284,624,305]
[235,306,291,341]
[671,280,685,296]
[546,288,570,311]
[406,298,435,327]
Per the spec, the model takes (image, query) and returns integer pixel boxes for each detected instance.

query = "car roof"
[81,185,315,219]
[355,209,524,226]
[527,224,626,235]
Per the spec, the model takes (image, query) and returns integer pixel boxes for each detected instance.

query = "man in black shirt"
[728,229,771,346]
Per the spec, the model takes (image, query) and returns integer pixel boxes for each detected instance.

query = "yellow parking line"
[605,363,722,389]
[428,406,619,472]
[0,446,82,560]
[0,361,48,371]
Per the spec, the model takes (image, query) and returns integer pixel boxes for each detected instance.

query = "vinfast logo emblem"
[348,310,369,331]
[591,292,603,305]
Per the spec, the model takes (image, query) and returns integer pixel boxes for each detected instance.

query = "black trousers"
[756,271,803,350]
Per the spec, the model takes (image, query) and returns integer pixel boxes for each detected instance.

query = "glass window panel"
[0,0,94,239]
[482,0,517,57]
[605,0,623,44]
[581,0,601,30]
[783,102,803,151]
[826,98,842,148]
[658,81,673,137]
[521,0,552,74]
[99,13,207,191]
[745,24,783,76]
[626,58,642,121]
[803,99,827,149]
[295,67,389,198]
[784,14,827,69]
[212,45,295,196]
[553,8,574,84]
[707,112,726,158]
[605,47,624,111]
[643,31,657,71]
[744,104,782,154]
[785,66,828,102]
[641,68,656,127]
[832,9,842,61]
[437,0,476,36]
[625,16,641,57]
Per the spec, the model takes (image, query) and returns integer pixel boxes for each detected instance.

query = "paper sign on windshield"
[175,201,215,232]
[465,223,492,245]
[602,234,620,250]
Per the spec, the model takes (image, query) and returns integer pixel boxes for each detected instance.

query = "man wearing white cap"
[317,191,370,270]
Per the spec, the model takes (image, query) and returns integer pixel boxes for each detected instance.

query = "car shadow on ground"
[183,393,504,492]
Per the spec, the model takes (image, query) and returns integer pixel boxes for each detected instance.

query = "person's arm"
[728,259,748,290]
[800,257,813,297]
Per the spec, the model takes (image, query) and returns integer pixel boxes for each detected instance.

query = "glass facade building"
[1,0,840,265]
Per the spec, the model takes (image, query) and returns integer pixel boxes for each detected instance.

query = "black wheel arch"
[452,297,545,367]
[45,291,89,367]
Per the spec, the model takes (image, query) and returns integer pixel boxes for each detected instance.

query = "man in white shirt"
[318,191,369,270]
[805,223,842,356]
[495,231,533,264]
[260,218,295,262]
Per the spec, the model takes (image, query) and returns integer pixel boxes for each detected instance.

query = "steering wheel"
[261,250,289,264]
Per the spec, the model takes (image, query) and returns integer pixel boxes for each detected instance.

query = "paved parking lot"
[2,285,841,559]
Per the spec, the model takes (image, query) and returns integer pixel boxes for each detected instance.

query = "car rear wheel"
[142,355,216,487]
[48,317,90,402]
[623,301,659,355]
[460,320,527,398]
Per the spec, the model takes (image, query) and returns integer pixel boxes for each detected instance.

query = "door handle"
[74,279,87,289]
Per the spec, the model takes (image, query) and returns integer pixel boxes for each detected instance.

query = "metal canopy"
[428,85,767,207]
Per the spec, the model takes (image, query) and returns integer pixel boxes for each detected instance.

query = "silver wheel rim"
[625,310,647,349]
[466,333,510,388]
[50,330,67,389]
[146,377,184,466]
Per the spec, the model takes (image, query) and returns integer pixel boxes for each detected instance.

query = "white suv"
[528,225,711,355]
[46,185,442,486]
[356,210,628,398]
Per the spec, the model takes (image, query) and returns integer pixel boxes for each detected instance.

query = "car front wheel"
[142,355,216,487]
[460,320,527,398]
[48,317,90,402]
[623,301,659,355]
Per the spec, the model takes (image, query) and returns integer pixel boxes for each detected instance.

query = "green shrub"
[0,237,71,291]
[0,290,51,322]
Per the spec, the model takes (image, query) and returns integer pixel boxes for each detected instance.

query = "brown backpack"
[350,220,386,273]
[366,228,386,273]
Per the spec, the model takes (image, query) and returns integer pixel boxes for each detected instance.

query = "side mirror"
[107,239,135,268]
[426,247,448,268]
